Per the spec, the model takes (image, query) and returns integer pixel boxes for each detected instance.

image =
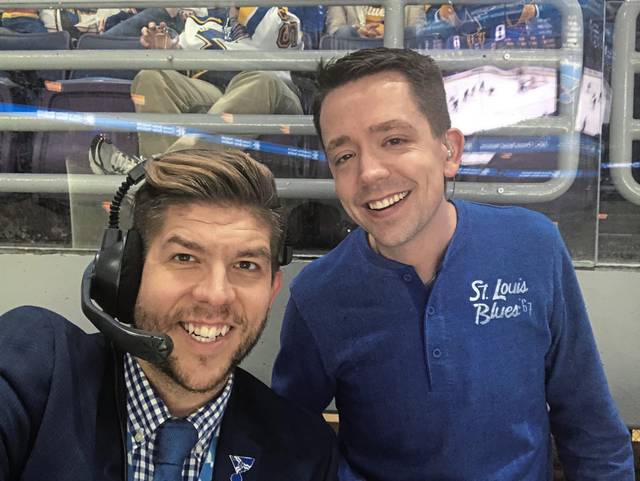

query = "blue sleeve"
[545,233,634,480]
[0,307,55,481]
[271,296,335,414]
[273,298,370,481]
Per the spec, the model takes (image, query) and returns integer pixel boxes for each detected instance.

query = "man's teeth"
[368,191,408,210]
[182,322,231,343]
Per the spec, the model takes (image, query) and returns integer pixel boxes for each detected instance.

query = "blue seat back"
[31,78,138,173]
[71,33,143,80]
[0,31,71,81]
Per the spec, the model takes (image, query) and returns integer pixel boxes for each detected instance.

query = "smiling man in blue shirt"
[271,48,634,481]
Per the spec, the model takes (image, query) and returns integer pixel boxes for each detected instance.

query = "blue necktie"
[153,419,198,481]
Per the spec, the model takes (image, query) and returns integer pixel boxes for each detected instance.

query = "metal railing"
[609,0,640,206]
[0,0,583,204]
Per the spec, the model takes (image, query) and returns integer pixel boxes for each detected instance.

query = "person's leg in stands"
[332,25,360,38]
[166,71,303,153]
[103,8,181,37]
[131,69,223,157]
[1,17,47,34]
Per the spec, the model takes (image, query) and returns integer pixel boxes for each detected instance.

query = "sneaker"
[88,135,144,175]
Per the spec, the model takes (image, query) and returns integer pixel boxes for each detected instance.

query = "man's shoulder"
[291,230,361,291]
[232,368,335,446]
[459,200,558,237]
[0,305,106,360]
[1,305,82,337]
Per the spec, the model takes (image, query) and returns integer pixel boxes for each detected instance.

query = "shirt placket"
[423,296,454,392]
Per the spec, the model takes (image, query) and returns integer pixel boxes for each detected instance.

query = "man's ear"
[269,270,283,308]
[443,128,464,178]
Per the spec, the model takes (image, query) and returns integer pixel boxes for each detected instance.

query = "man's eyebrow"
[325,135,351,153]
[236,247,271,260]
[163,234,205,253]
[369,119,416,134]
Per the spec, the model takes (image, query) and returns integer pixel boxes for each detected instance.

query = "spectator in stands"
[97,8,139,33]
[89,7,304,175]
[0,148,338,480]
[40,8,111,38]
[271,48,635,481]
[289,6,326,49]
[101,7,207,37]
[325,5,425,41]
[0,9,46,34]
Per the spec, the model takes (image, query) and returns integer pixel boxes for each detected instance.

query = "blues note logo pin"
[229,455,255,481]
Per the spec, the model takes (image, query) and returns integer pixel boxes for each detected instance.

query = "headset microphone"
[81,264,173,364]
[80,161,173,365]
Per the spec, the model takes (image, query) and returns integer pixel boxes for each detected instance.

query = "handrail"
[609,0,640,206]
[0,173,337,198]
[0,0,584,204]
[1,0,409,7]
[0,113,571,133]
[0,48,561,71]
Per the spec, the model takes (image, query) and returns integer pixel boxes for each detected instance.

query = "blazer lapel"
[94,347,127,481]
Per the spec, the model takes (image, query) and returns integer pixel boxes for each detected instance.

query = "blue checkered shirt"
[124,353,233,481]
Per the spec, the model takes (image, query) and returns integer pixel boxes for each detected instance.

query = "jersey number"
[276,8,298,48]
[277,21,298,48]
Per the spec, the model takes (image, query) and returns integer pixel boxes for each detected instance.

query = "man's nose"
[191,265,236,306]
[358,150,390,186]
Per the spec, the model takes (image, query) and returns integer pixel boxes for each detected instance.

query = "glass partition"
[0,0,637,268]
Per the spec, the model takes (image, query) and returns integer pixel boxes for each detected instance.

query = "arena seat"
[0,31,71,82]
[31,78,138,173]
[71,33,143,80]
[0,31,73,174]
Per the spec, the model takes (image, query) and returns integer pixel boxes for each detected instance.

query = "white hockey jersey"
[179,7,302,51]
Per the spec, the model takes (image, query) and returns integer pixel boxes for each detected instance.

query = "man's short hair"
[132,149,283,275]
[312,47,451,144]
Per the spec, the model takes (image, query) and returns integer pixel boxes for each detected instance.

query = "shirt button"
[402,273,412,282]
[134,430,145,442]
[427,306,435,315]
[432,348,442,358]
[195,445,204,455]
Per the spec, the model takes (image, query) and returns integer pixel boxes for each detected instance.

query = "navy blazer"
[0,306,338,481]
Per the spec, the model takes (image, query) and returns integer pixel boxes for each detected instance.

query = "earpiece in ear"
[445,142,453,159]
[443,139,454,159]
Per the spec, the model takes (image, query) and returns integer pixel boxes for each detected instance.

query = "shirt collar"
[124,353,234,451]
[354,199,465,274]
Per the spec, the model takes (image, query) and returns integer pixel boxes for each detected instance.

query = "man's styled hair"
[132,149,283,275]
[312,47,451,144]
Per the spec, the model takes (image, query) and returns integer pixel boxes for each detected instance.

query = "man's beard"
[134,303,267,394]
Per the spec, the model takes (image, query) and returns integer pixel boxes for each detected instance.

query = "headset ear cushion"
[115,229,144,324]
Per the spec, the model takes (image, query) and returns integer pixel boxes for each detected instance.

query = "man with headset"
[271,48,634,480]
[0,148,338,481]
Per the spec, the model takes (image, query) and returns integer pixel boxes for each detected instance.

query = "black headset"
[81,160,293,365]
